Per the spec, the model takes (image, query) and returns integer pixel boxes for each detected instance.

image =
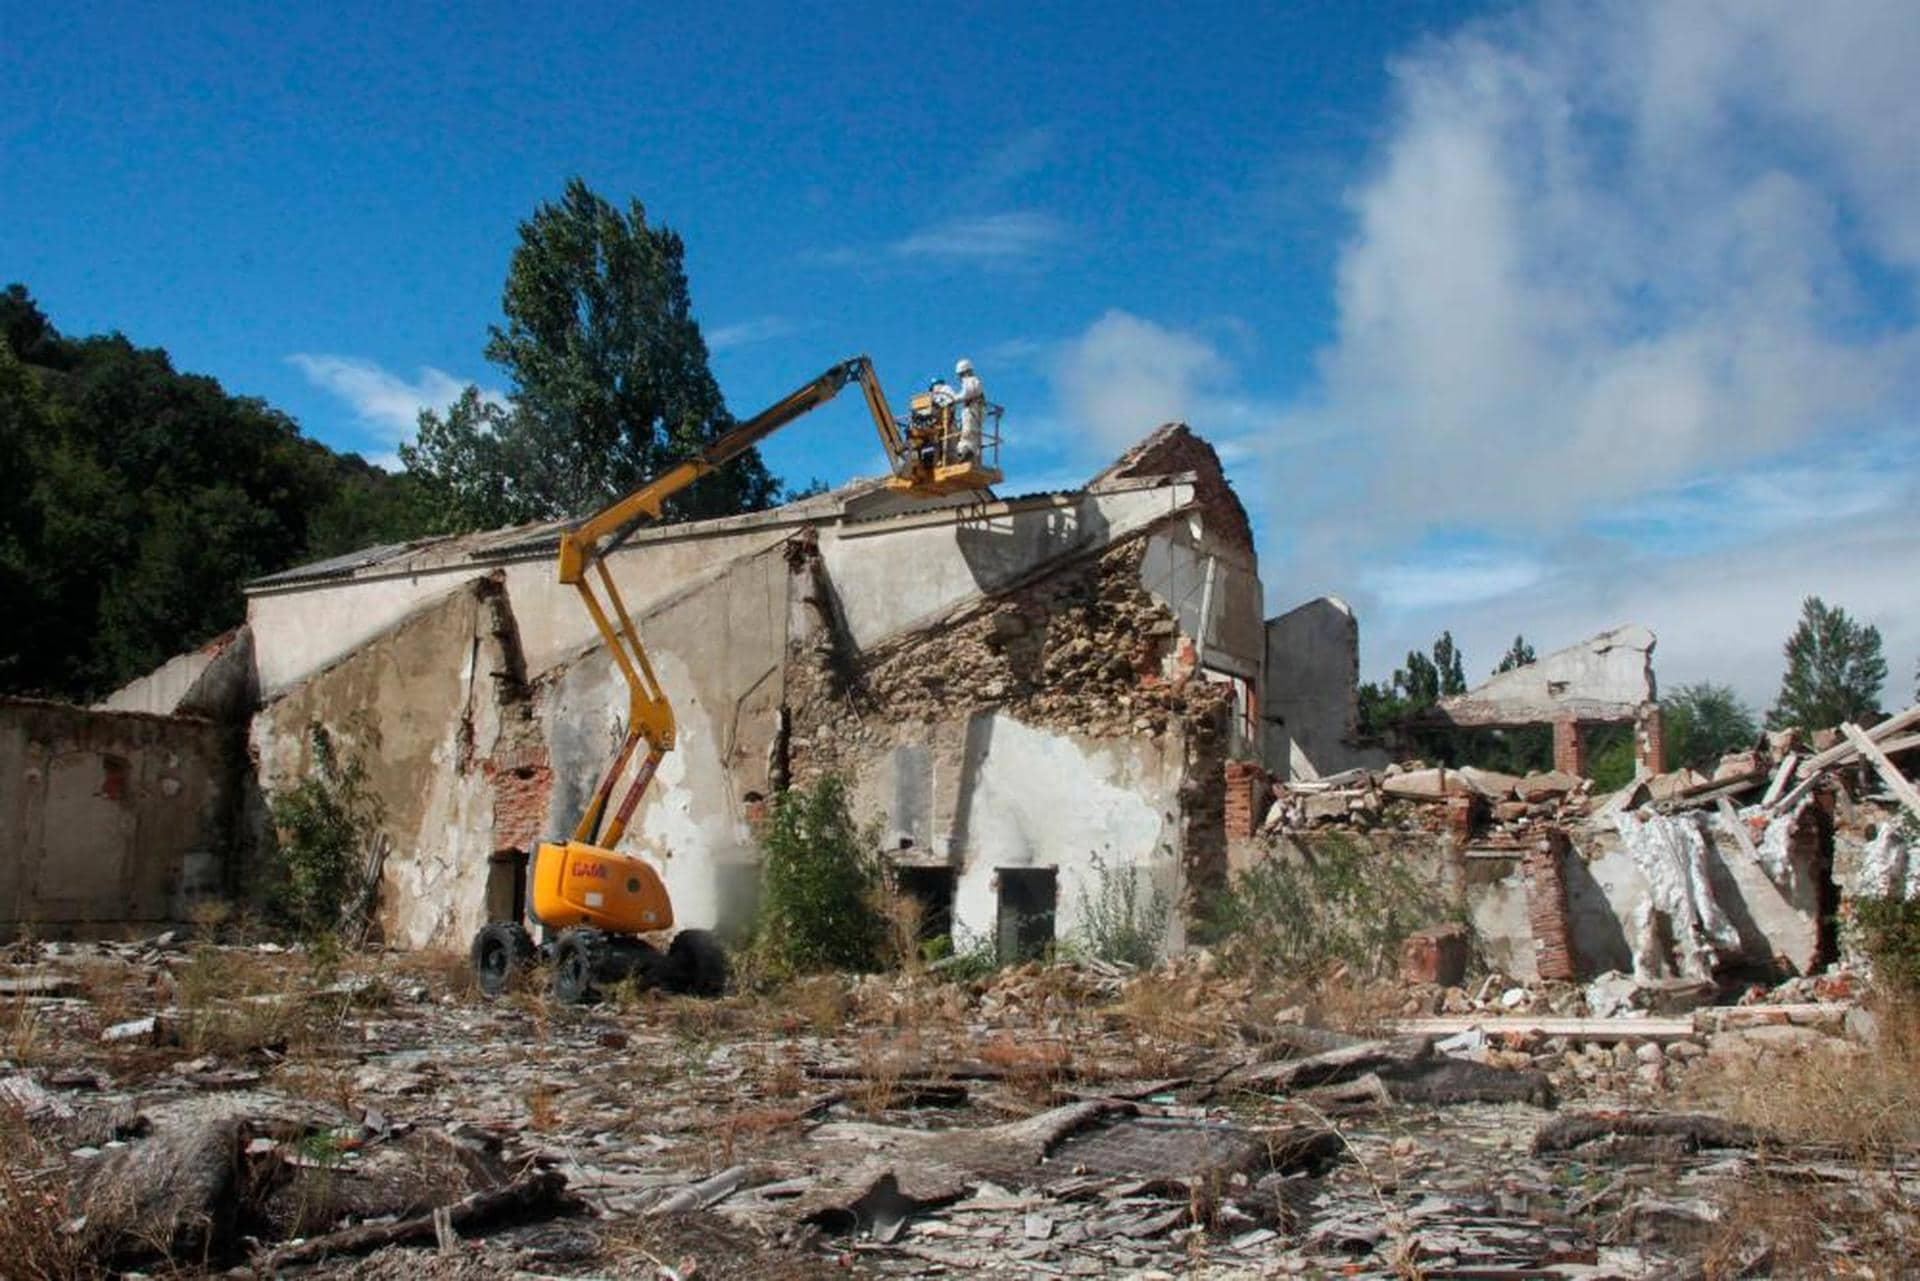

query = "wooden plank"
[1716,797,1761,862]
[1760,753,1800,807]
[1392,1016,1695,1042]
[1843,721,1920,824]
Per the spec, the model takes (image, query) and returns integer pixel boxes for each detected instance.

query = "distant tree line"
[1359,597,1900,788]
[0,179,790,702]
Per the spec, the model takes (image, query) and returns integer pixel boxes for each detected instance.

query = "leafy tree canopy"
[1662,682,1758,772]
[404,179,779,530]
[1767,596,1886,732]
[1496,634,1536,674]
[0,286,431,700]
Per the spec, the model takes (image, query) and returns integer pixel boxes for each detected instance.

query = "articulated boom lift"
[471,356,1002,1001]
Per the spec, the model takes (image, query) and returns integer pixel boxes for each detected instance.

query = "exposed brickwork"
[486,758,553,852]
[1400,921,1470,986]
[1635,703,1666,777]
[1524,828,1578,980]
[1551,719,1587,778]
[784,529,1231,788]
[1222,760,1272,840]
[1090,424,1254,554]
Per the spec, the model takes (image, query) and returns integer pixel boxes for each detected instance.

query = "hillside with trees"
[0,285,435,700]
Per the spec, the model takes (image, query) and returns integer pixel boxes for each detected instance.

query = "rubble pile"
[1267,701,1920,855]
[786,535,1232,786]
[3,937,1913,1276]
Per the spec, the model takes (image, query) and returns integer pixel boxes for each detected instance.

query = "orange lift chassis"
[471,355,1002,1001]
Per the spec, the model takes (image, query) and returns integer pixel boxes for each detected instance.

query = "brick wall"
[1222,759,1271,840]
[1551,719,1587,778]
[1524,828,1578,980]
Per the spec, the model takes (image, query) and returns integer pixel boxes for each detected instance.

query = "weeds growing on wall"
[267,722,383,941]
[1077,853,1171,967]
[749,775,887,978]
[1198,831,1450,978]
[1851,816,1920,994]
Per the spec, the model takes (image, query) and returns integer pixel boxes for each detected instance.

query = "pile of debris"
[1266,761,1593,842]
[1266,702,1920,854]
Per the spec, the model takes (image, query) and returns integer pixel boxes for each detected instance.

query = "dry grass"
[0,1105,94,1280]
[1687,995,1920,1277]
[978,1031,1074,1102]
[4,996,49,1067]
[776,975,850,1036]
[1699,997,1920,1153]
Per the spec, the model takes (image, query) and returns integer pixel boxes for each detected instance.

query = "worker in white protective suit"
[951,357,985,462]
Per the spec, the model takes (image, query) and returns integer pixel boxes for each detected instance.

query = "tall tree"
[422,178,777,525]
[1662,682,1758,772]
[1495,635,1536,674]
[1768,596,1887,731]
[1432,631,1467,697]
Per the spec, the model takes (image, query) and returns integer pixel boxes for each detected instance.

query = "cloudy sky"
[5,1,1914,708]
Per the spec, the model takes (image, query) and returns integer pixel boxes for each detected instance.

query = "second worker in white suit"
[951,358,985,462]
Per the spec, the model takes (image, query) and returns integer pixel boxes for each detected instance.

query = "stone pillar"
[1551,718,1587,778]
[1634,704,1666,778]
[1524,828,1578,981]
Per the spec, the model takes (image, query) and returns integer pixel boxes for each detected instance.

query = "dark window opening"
[996,867,1058,964]
[486,848,529,925]
[895,866,956,943]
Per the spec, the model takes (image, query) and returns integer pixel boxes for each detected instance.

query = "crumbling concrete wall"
[1459,810,1825,982]
[97,626,256,722]
[1262,597,1390,781]
[1,698,234,935]
[250,577,524,951]
[787,524,1232,955]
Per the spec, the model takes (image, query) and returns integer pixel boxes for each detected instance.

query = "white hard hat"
[955,357,974,375]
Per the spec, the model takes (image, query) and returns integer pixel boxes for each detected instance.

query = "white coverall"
[954,369,985,461]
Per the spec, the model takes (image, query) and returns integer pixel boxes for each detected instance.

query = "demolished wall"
[785,528,1233,950]
[1,698,234,933]
[238,425,1263,957]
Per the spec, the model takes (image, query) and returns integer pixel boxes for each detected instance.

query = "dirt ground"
[3,934,1916,1279]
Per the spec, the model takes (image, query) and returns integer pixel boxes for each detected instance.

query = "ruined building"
[5,426,1318,951]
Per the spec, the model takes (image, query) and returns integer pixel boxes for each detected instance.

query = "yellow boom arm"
[558,356,913,848]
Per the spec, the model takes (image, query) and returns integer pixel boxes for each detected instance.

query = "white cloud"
[288,354,505,446]
[1273,0,1920,580]
[1361,551,1548,614]
[705,316,793,352]
[1264,0,1920,708]
[1053,311,1224,450]
[889,211,1067,264]
[1363,513,1920,712]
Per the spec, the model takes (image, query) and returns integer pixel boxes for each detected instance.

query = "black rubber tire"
[471,921,534,998]
[550,927,606,1005]
[667,929,728,997]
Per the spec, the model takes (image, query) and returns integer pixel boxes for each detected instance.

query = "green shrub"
[268,723,382,940]
[1852,817,1920,994]
[1077,853,1171,967]
[1197,831,1449,978]
[1853,897,1920,993]
[751,776,886,977]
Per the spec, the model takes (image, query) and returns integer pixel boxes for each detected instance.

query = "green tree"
[0,285,434,699]
[408,179,778,527]
[752,775,886,976]
[1495,634,1536,674]
[1432,630,1467,697]
[1768,597,1887,732]
[1662,682,1758,772]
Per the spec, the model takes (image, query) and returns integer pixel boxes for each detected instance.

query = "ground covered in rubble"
[4,936,1917,1279]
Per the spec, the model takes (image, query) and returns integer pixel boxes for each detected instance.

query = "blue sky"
[6,1,1917,707]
